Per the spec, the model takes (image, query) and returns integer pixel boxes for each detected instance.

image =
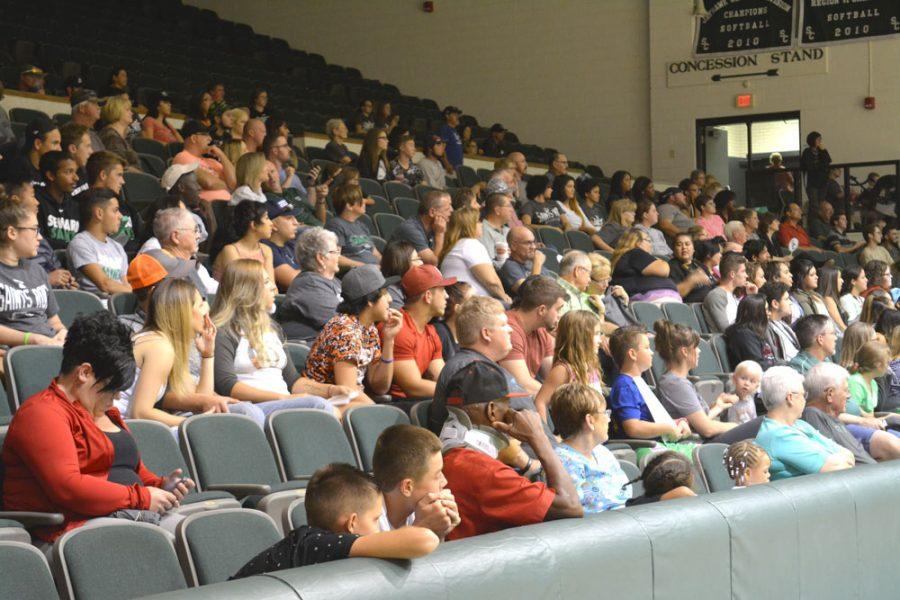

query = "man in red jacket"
[1,311,193,545]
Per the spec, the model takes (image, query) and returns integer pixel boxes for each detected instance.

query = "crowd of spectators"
[1,64,900,586]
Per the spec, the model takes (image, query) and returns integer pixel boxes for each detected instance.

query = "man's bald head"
[244,119,267,149]
[507,225,537,261]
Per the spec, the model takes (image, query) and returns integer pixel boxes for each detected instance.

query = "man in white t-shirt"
[67,188,131,297]
[372,424,460,538]
[702,252,749,333]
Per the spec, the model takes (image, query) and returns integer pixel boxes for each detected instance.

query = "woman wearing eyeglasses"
[0,202,67,348]
[549,382,632,513]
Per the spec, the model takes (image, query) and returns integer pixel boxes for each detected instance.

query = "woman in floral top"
[549,383,631,513]
[390,134,424,187]
[304,265,404,409]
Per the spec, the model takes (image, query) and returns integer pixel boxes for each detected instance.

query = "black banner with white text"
[800,0,900,46]
[694,0,797,57]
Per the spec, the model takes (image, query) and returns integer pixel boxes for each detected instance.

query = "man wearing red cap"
[381,265,456,400]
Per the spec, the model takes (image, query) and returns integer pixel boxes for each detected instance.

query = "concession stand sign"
[694,0,797,57]
[799,0,900,46]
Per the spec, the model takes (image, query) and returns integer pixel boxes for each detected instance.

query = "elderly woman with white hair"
[324,118,353,165]
[276,227,342,342]
[802,362,900,463]
[723,220,748,253]
[754,366,855,479]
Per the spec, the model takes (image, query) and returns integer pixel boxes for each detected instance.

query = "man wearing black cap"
[70,90,105,152]
[416,135,447,190]
[172,120,236,203]
[261,196,302,292]
[657,186,693,239]
[437,360,583,540]
[18,66,46,94]
[438,106,463,169]
[64,75,85,100]
[480,124,509,158]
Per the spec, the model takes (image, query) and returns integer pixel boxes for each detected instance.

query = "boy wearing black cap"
[480,124,508,158]
[437,361,583,540]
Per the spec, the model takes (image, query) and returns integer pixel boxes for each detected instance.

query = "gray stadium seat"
[456,165,479,187]
[174,508,281,586]
[535,226,569,253]
[357,178,383,198]
[343,405,410,472]
[565,230,593,253]
[692,443,732,493]
[284,343,310,373]
[617,459,644,498]
[374,213,404,240]
[53,521,187,600]
[4,346,63,411]
[109,292,139,316]
[365,194,394,217]
[410,399,432,427]
[132,137,169,162]
[383,181,414,202]
[283,497,308,533]
[124,172,165,210]
[631,301,665,331]
[55,290,106,327]
[178,414,305,522]
[266,409,358,483]
[710,333,731,372]
[690,338,729,381]
[662,302,702,331]
[394,197,420,219]
[126,419,240,513]
[0,541,58,600]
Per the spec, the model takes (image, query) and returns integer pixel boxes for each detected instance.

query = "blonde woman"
[225,107,249,140]
[212,260,349,417]
[117,278,268,428]
[588,253,633,330]
[212,200,275,282]
[439,207,511,304]
[99,95,140,169]
[598,198,636,250]
[230,152,268,205]
[221,138,248,167]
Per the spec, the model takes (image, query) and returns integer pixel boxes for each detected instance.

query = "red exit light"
[736,94,753,108]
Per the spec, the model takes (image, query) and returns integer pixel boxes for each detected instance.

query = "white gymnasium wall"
[648,1,900,184]
[182,0,652,174]
[180,1,900,184]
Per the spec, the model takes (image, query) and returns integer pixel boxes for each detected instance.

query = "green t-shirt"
[848,372,878,414]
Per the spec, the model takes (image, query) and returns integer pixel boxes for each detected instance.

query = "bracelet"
[380,357,394,364]
[22,332,31,345]
[201,354,214,360]
[516,458,534,476]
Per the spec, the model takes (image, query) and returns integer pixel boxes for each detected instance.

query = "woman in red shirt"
[1,312,193,544]
[141,90,184,145]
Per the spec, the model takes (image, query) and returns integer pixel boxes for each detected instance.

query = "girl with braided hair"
[723,441,771,488]
[625,451,697,506]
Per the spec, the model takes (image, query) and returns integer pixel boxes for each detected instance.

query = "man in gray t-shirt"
[68,231,129,297]
[326,216,378,265]
[0,260,60,337]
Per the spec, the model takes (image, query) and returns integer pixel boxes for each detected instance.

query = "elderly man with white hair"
[556,250,602,317]
[803,362,900,462]
[143,207,217,294]
[755,366,855,480]
[723,221,748,253]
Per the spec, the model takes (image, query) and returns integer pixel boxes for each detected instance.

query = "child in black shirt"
[231,463,439,579]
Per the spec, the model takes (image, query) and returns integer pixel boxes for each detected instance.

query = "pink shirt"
[696,214,725,240]
[141,117,179,144]
[172,151,231,202]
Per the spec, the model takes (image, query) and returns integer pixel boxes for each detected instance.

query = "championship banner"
[800,0,900,46]
[694,0,797,57]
